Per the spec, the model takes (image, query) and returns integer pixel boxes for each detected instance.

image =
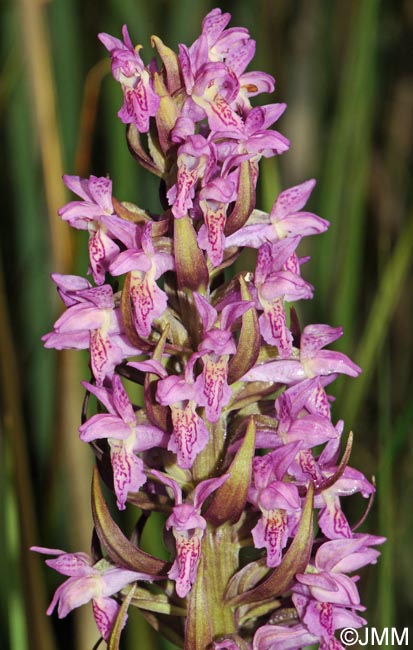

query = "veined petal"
[169,531,202,598]
[79,413,131,442]
[53,303,105,332]
[59,200,102,228]
[129,270,168,337]
[75,284,114,309]
[198,91,244,133]
[90,328,119,386]
[252,508,288,568]
[193,292,217,331]
[81,381,116,415]
[152,251,175,279]
[259,298,292,356]
[274,211,330,238]
[259,273,313,302]
[168,403,209,468]
[316,535,385,574]
[272,179,316,220]
[156,374,197,405]
[87,175,113,213]
[88,229,120,286]
[330,607,367,634]
[304,350,361,378]
[51,273,92,304]
[109,249,151,276]
[220,299,254,330]
[196,355,232,422]
[253,623,318,650]
[259,482,301,512]
[92,596,120,642]
[62,174,92,202]
[118,78,160,133]
[45,553,94,577]
[242,360,306,384]
[100,213,139,249]
[198,203,227,266]
[225,223,274,249]
[51,574,103,618]
[300,324,343,356]
[42,329,90,350]
[112,375,136,424]
[168,136,215,218]
[110,440,146,510]
[318,496,352,540]
[288,414,338,446]
[301,600,336,639]
[193,473,229,510]
[133,423,168,452]
[101,566,157,594]
[226,39,255,75]
[201,8,231,46]
[305,573,361,607]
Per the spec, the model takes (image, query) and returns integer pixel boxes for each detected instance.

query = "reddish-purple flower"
[151,471,228,597]
[99,26,160,132]
[109,223,174,337]
[80,375,167,509]
[192,293,253,422]
[31,546,157,641]
[43,278,140,385]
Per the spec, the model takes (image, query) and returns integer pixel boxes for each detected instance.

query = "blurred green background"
[1,0,412,648]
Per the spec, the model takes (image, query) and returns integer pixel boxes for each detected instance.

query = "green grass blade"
[315,0,379,340]
[341,214,413,423]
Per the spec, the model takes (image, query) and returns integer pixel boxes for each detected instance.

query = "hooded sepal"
[206,418,256,525]
[174,215,209,290]
[227,276,260,384]
[91,466,169,575]
[226,482,314,606]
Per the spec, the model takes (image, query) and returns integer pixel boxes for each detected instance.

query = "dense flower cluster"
[33,9,383,649]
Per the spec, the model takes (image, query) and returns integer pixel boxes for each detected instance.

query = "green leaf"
[225,161,256,236]
[126,587,186,616]
[144,326,170,430]
[91,466,169,575]
[206,418,256,526]
[228,276,260,384]
[173,216,209,291]
[226,483,314,606]
[108,583,136,650]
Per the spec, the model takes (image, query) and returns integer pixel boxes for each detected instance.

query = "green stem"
[185,523,238,649]
[193,417,226,481]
